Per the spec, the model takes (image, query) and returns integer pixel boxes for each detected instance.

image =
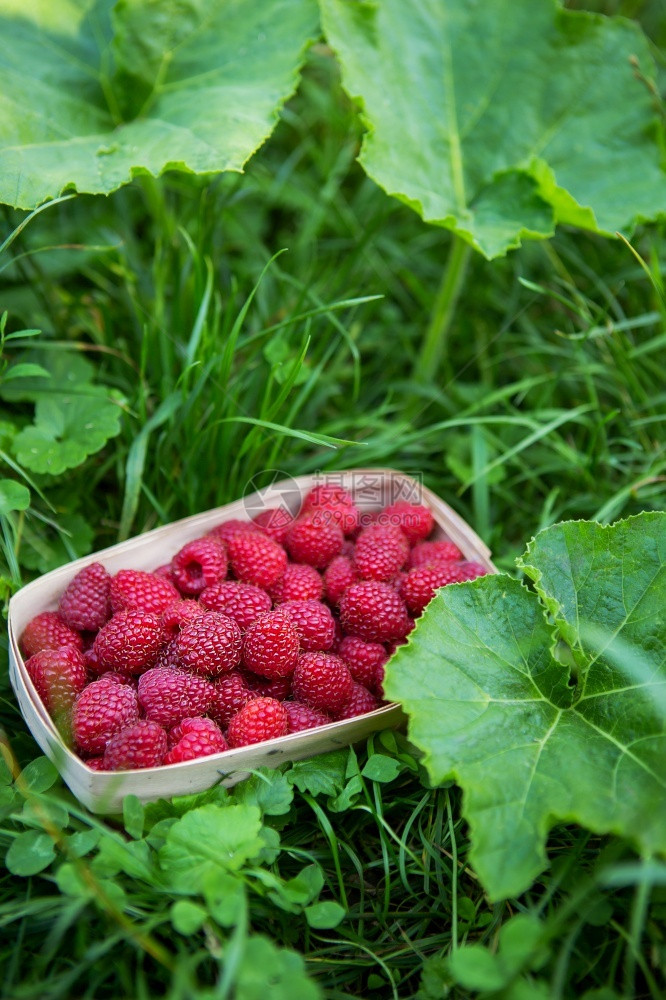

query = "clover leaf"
[12,389,122,475]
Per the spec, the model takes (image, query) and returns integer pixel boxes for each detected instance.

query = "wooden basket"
[7,468,495,813]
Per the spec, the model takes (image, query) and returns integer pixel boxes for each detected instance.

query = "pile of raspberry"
[18,484,487,771]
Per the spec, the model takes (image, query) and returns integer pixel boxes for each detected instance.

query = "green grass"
[0,43,665,1000]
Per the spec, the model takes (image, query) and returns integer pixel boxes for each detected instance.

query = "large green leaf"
[384,513,666,900]
[0,0,318,209]
[320,0,666,258]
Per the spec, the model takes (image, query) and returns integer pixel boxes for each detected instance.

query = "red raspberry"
[73,678,140,754]
[110,570,179,615]
[292,652,353,713]
[339,582,412,643]
[199,581,272,630]
[154,639,180,670]
[408,540,462,568]
[324,555,358,605]
[382,501,434,543]
[98,671,137,686]
[227,697,288,748]
[252,507,294,545]
[165,717,228,763]
[458,562,489,581]
[268,563,323,603]
[175,612,242,676]
[19,611,83,659]
[354,510,381,536]
[170,537,227,596]
[286,516,344,569]
[353,524,409,582]
[243,671,293,701]
[335,682,379,719]
[103,720,167,770]
[26,647,88,717]
[402,563,469,616]
[85,757,108,770]
[302,484,359,536]
[303,483,355,510]
[338,636,388,691]
[138,667,213,728]
[83,644,106,675]
[209,672,256,727]
[280,600,336,652]
[153,563,173,579]
[284,701,332,733]
[93,610,166,674]
[208,519,258,545]
[242,611,300,679]
[58,562,111,632]
[162,599,206,637]
[227,532,287,588]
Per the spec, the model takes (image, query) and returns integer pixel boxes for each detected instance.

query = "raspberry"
[83,644,106,675]
[175,612,242,676]
[73,678,140,754]
[292,652,353,713]
[280,600,336,652]
[302,484,359,535]
[402,563,469,616]
[93,610,166,674]
[339,581,412,643]
[58,562,111,632]
[242,611,300,679]
[227,697,288,748]
[165,717,228,763]
[85,757,108,770]
[209,672,256,727]
[199,581,272,630]
[153,563,174,579]
[324,555,358,605]
[208,519,258,545]
[162,599,206,637]
[20,611,83,659]
[408,540,462,568]
[25,647,88,717]
[227,532,287,588]
[98,671,137,686]
[138,668,213,728]
[458,562,489,581]
[268,563,323,603]
[354,510,381,536]
[154,639,180,670]
[170,537,227,596]
[110,570,179,615]
[382,501,434,543]
[335,682,379,719]
[252,507,294,545]
[103,720,167,770]
[286,516,344,569]
[338,636,388,691]
[284,701,332,733]
[353,524,409,582]
[303,483,355,510]
[243,671,293,701]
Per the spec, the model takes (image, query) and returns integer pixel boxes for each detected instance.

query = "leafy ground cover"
[1,1,665,997]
